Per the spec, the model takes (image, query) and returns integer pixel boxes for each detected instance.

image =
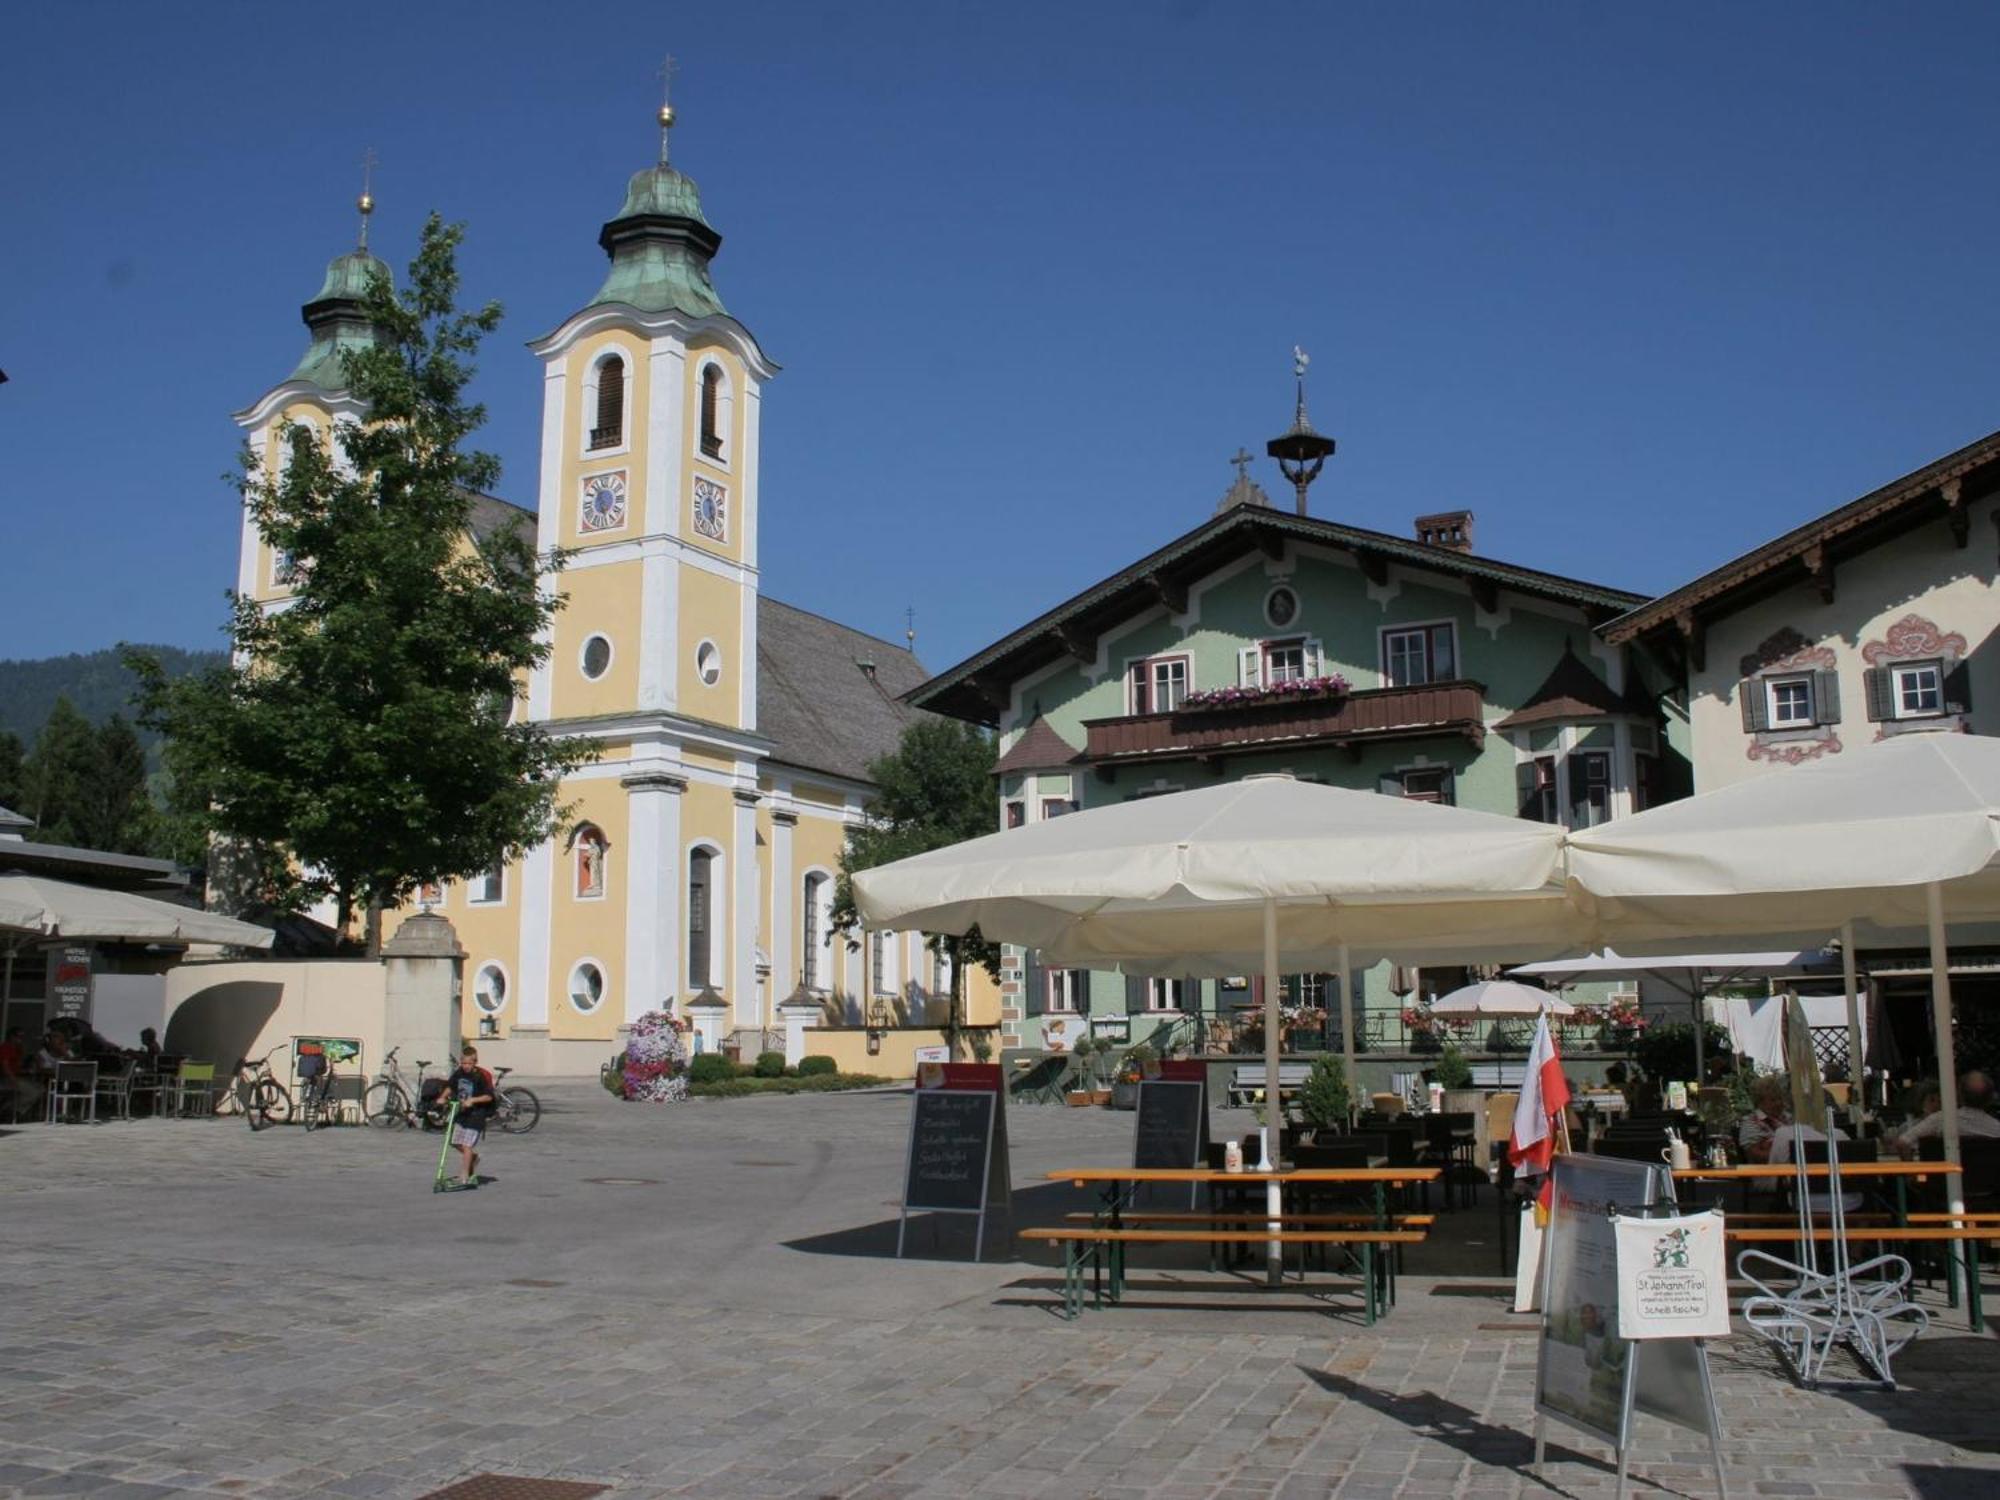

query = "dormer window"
[590,355,625,450]
[700,364,724,459]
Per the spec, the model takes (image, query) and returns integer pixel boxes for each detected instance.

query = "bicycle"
[296,1052,340,1131]
[364,1046,447,1130]
[213,1046,292,1130]
[489,1066,540,1134]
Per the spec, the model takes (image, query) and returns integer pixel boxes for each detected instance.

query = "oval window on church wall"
[696,640,722,686]
[581,634,613,680]
[568,960,606,1015]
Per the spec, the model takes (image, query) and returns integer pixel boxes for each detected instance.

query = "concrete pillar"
[381,912,466,1071]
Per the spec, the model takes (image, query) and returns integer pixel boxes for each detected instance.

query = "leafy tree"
[21,697,98,845]
[0,729,25,815]
[833,717,1000,1058]
[131,214,595,949]
[1298,1054,1353,1131]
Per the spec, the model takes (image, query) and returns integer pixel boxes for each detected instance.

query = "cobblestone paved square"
[4,1085,1998,1498]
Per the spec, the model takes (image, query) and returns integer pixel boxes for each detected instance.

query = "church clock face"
[692,476,728,541]
[579,471,628,534]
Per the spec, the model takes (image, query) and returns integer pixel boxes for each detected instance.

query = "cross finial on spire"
[1230,447,1255,481]
[905,606,917,652]
[357,147,378,250]
[657,53,680,165]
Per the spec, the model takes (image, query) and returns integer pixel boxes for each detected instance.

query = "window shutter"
[596,357,624,442]
[1304,639,1322,678]
[1437,769,1457,808]
[1516,760,1538,818]
[1945,662,1972,714]
[1378,773,1404,797]
[1863,667,1893,722]
[1023,951,1045,1017]
[1814,670,1842,725]
[1740,681,1772,732]
[1126,975,1146,1014]
[1238,647,1262,688]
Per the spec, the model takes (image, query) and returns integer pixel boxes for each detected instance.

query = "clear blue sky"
[5,3,1999,674]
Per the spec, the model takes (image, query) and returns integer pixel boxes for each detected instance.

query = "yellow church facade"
[230,116,993,1074]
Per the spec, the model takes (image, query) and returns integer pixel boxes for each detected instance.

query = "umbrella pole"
[1693,976,1706,1084]
[1926,883,1966,1217]
[1338,941,1356,1128]
[1841,919,1865,1129]
[1262,897,1282,1287]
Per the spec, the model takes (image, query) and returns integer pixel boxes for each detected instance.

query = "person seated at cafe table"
[1738,1077,1792,1164]
[34,1029,71,1075]
[1768,1094,1862,1213]
[136,1027,162,1065]
[1891,1070,2000,1159]
[1,1027,38,1117]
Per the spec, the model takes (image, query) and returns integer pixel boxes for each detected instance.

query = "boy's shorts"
[451,1124,484,1149]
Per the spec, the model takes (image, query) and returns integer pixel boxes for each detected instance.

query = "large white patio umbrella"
[0,874,278,947]
[1509,947,1836,1088]
[1564,734,2000,1207]
[1429,979,1575,1017]
[854,774,1587,1282]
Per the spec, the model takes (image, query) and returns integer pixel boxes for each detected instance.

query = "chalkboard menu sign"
[898,1087,1011,1260]
[1134,1080,1207,1170]
[45,944,93,1024]
[1531,1154,1723,1489]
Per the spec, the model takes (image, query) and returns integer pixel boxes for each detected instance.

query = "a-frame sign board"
[897,1065,1011,1261]
[1532,1153,1728,1499]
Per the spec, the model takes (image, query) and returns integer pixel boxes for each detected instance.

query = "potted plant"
[1402,1003,1441,1053]
[1066,1036,1103,1106]
[1297,1054,1352,1138]
[1111,1042,1156,1110]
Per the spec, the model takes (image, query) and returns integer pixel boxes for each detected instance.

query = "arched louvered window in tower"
[700,364,724,459]
[590,356,625,450]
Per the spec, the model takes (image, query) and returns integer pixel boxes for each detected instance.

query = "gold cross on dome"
[659,52,679,105]
[356,147,378,249]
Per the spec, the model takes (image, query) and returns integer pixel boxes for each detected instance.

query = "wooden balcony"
[1081,679,1487,767]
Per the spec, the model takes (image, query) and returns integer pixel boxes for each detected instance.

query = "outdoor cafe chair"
[93,1057,136,1120]
[168,1061,217,1118]
[46,1061,98,1124]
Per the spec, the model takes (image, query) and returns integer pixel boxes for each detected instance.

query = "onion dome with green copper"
[588,97,727,318]
[289,185,394,390]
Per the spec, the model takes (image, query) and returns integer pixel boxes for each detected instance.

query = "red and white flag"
[1508,1013,1572,1214]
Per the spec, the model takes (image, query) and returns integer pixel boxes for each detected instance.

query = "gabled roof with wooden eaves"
[1493,645,1657,731]
[1603,426,2000,650]
[909,505,1645,725]
[992,716,1082,776]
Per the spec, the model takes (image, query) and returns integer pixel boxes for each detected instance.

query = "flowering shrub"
[621,1009,691,1102]
[1181,673,1352,711]
[1400,1004,1438,1035]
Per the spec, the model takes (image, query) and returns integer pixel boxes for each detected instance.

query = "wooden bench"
[1020,1224,1427,1323]
[1227,1063,1312,1107]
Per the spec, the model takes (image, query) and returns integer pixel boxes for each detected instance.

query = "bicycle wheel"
[302,1082,331,1132]
[365,1081,410,1128]
[495,1086,540,1134]
[247,1078,291,1130]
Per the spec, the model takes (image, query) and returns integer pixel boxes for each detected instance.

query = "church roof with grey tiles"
[757,598,933,784]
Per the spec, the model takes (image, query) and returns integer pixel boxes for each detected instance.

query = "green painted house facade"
[910,473,1690,1061]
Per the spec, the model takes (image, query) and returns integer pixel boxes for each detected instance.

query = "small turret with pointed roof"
[590,62,727,318]
[289,158,393,390]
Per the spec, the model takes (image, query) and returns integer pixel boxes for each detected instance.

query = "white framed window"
[1146,978,1187,1011]
[1399,767,1453,804]
[1893,661,1944,719]
[871,929,898,996]
[581,351,631,456]
[1127,654,1190,714]
[695,639,722,686]
[1265,638,1308,683]
[472,962,509,1015]
[801,871,831,991]
[567,959,606,1015]
[469,860,505,905]
[1382,623,1456,687]
[695,358,734,468]
[1568,749,1612,829]
[580,634,613,681]
[1005,800,1026,828]
[1040,796,1076,819]
[1046,970,1085,1013]
[688,846,724,989]
[1520,756,1558,824]
[1765,674,1815,729]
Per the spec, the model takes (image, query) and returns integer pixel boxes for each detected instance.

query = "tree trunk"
[336,883,355,952]
[364,895,384,957]
[948,946,965,1063]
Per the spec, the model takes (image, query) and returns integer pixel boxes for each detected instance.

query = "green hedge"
[754,1050,788,1078]
[796,1055,837,1077]
[687,1053,739,1085]
[687,1073,890,1098]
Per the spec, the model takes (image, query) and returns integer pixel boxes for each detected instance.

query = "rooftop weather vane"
[1293,345,1310,380]
[657,53,680,164]
[357,147,378,250]
[905,606,917,652]
[1267,345,1336,517]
